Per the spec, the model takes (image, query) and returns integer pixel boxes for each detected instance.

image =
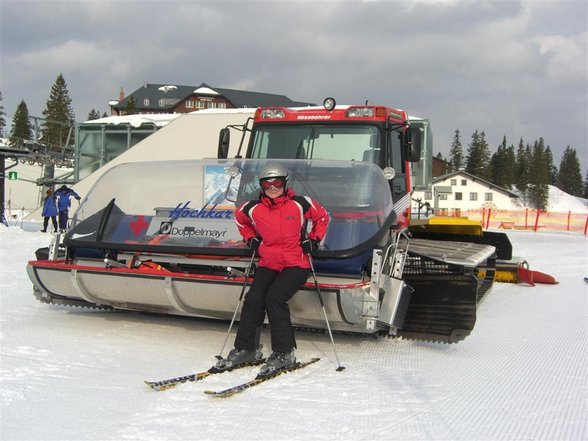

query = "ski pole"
[216,250,256,360]
[308,254,345,371]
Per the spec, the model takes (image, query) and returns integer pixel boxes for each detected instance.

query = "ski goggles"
[260,178,286,190]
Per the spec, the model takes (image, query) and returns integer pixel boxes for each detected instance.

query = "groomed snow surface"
[1,224,586,441]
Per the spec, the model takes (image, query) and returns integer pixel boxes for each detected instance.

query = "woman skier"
[217,163,329,376]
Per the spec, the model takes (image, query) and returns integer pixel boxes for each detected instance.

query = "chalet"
[412,170,520,214]
[109,83,314,116]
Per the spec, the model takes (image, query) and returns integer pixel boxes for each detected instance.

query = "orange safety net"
[437,208,588,234]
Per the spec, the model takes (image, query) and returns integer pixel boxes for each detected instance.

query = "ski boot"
[259,349,296,377]
[215,345,263,371]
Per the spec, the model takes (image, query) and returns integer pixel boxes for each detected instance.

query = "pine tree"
[0,91,6,137]
[583,169,588,199]
[544,146,557,185]
[449,129,463,172]
[41,73,76,151]
[557,146,583,196]
[87,109,101,120]
[515,139,531,203]
[8,100,33,146]
[489,136,515,189]
[504,144,516,189]
[125,96,137,115]
[527,138,550,210]
[465,130,490,179]
[435,152,450,175]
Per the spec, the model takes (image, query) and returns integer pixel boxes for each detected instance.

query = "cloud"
[1,0,586,170]
[534,32,587,83]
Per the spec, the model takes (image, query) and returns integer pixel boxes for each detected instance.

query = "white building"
[412,170,520,215]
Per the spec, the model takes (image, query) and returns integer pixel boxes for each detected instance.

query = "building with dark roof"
[109,83,314,115]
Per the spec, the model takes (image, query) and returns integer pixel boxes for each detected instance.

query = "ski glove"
[301,238,320,254]
[247,236,261,251]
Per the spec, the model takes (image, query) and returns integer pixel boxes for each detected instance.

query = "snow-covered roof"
[193,86,219,95]
[82,114,181,128]
[158,85,178,93]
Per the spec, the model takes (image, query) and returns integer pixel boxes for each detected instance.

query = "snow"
[81,114,181,127]
[545,185,588,213]
[1,224,587,441]
[159,85,178,93]
[194,86,219,95]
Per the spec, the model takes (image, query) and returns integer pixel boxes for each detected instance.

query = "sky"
[1,0,587,171]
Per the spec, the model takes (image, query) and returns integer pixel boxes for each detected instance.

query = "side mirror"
[406,127,422,162]
[217,128,230,159]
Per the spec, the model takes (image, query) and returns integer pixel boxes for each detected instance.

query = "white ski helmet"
[258,163,289,187]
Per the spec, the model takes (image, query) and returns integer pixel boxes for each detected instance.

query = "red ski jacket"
[235,188,329,271]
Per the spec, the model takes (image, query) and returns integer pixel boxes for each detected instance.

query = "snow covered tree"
[0,91,6,137]
[527,138,550,210]
[41,73,76,151]
[449,129,464,172]
[465,130,490,179]
[556,146,583,197]
[87,109,101,120]
[8,100,33,146]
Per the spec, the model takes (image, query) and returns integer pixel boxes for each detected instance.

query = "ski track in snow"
[0,225,587,440]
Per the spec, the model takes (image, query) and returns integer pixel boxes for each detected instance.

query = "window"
[450,179,457,186]
[207,102,227,109]
[485,193,493,201]
[195,101,205,109]
[143,98,150,106]
[455,192,462,201]
[185,100,194,108]
[439,194,448,200]
[461,179,467,186]
[424,190,432,200]
[470,192,478,201]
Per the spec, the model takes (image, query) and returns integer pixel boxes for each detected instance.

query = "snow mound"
[547,185,588,213]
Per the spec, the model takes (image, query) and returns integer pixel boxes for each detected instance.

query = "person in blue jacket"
[55,185,81,232]
[41,189,58,233]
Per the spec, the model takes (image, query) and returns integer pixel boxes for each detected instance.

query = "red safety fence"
[433,208,588,235]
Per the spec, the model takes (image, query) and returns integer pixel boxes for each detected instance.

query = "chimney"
[119,88,125,101]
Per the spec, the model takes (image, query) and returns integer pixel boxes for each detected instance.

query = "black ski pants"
[42,216,57,232]
[234,266,310,353]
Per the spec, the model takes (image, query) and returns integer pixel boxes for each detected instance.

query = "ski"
[144,358,266,391]
[204,357,320,398]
